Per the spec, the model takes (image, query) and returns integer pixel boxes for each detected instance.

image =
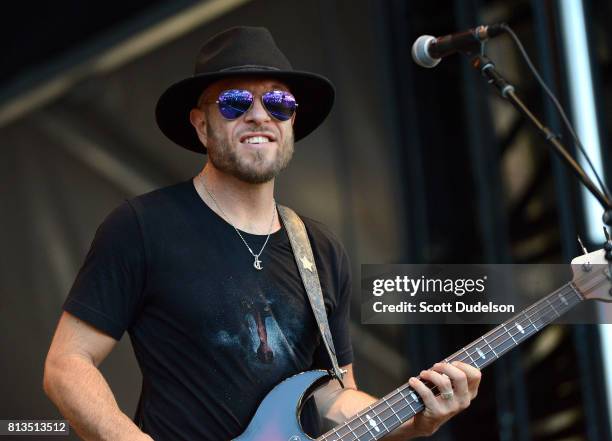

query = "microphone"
[411,23,505,68]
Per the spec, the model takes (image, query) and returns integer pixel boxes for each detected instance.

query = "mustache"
[237,126,278,137]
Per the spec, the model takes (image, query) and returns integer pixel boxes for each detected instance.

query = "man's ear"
[189,108,208,146]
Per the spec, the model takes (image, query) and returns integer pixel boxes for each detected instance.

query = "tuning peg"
[577,236,592,272]
[577,236,589,255]
[604,227,612,263]
[604,227,612,251]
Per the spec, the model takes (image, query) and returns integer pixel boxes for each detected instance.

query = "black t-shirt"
[63,179,353,440]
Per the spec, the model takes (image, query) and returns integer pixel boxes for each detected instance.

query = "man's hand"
[314,362,480,439]
[405,361,481,437]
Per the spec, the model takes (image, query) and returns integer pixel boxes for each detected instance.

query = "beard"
[206,126,294,184]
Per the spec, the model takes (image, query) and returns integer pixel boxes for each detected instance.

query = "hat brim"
[155,70,335,154]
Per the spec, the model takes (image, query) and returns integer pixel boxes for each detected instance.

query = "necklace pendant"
[253,255,263,270]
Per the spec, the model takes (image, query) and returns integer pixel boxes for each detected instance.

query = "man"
[43,26,481,440]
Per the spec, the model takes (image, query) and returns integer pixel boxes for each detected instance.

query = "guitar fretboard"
[318,281,585,441]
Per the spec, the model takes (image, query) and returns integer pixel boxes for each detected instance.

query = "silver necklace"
[199,173,276,271]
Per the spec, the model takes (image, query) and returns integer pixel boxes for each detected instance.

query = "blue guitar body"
[234,370,331,441]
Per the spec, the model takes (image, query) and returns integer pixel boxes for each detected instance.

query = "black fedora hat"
[155,26,335,154]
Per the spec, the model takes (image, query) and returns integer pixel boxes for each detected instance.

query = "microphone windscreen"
[411,35,441,68]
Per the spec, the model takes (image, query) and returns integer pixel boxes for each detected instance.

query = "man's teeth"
[244,136,271,144]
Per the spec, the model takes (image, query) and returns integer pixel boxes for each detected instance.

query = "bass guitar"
[235,250,612,441]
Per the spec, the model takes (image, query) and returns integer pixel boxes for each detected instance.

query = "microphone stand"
[468,53,612,283]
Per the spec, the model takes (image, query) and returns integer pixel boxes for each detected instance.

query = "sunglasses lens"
[262,91,297,121]
[217,89,253,119]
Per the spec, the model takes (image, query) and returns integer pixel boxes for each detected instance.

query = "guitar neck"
[318,281,584,441]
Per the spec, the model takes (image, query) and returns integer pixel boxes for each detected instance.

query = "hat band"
[218,65,283,73]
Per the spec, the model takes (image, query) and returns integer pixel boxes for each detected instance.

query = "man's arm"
[314,362,481,439]
[43,311,152,441]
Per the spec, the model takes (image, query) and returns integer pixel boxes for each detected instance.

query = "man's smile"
[239,132,277,149]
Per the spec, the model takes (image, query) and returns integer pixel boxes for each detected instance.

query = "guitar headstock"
[571,249,612,302]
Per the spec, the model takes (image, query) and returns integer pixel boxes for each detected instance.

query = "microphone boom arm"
[469,54,612,225]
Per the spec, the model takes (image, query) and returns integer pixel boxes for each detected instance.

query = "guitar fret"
[474,345,487,368]
[384,389,405,426]
[476,347,486,360]
[345,418,362,440]
[330,429,342,441]
[402,389,417,414]
[563,292,575,308]
[503,324,517,345]
[525,311,540,336]
[483,336,498,358]
[494,325,516,354]
[388,400,402,424]
[464,347,478,368]
[376,416,390,434]
[334,422,354,440]
[387,390,403,425]
[323,429,341,441]
[486,327,506,357]
[555,293,567,311]
[546,297,560,318]
[510,315,528,344]
[367,404,389,436]
[528,304,541,330]
[568,282,585,300]
[396,387,414,420]
[402,386,423,416]
[372,402,391,433]
[366,414,389,437]
[525,311,538,334]
[362,410,380,440]
[537,295,559,327]
[357,414,375,440]
[345,393,403,441]
[464,346,476,365]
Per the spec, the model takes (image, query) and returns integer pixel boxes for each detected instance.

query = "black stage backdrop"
[1,1,611,440]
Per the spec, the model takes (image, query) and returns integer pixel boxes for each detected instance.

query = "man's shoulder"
[127,179,193,214]
[299,214,338,240]
[129,179,192,204]
[291,211,346,259]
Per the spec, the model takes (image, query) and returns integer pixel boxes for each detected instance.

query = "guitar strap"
[277,205,346,386]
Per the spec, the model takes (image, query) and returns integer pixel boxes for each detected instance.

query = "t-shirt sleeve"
[313,242,354,369]
[63,201,147,340]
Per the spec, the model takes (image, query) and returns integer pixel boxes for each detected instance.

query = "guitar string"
[322,291,580,440]
[318,287,579,441]
[319,278,592,440]
[327,272,609,441]
[319,270,607,441]
[386,266,604,401]
[453,273,607,366]
[320,270,607,440]
[373,266,601,407]
[320,284,582,441]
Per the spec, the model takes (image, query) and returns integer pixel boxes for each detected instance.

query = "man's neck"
[194,164,280,234]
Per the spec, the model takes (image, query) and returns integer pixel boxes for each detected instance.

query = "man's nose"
[244,96,271,124]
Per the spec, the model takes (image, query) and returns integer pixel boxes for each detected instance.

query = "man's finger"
[432,362,469,398]
[451,361,482,399]
[419,369,453,395]
[408,376,440,413]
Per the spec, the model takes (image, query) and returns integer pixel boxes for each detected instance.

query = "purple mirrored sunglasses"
[215,89,298,121]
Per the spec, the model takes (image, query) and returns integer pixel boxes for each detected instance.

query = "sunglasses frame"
[213,89,298,121]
